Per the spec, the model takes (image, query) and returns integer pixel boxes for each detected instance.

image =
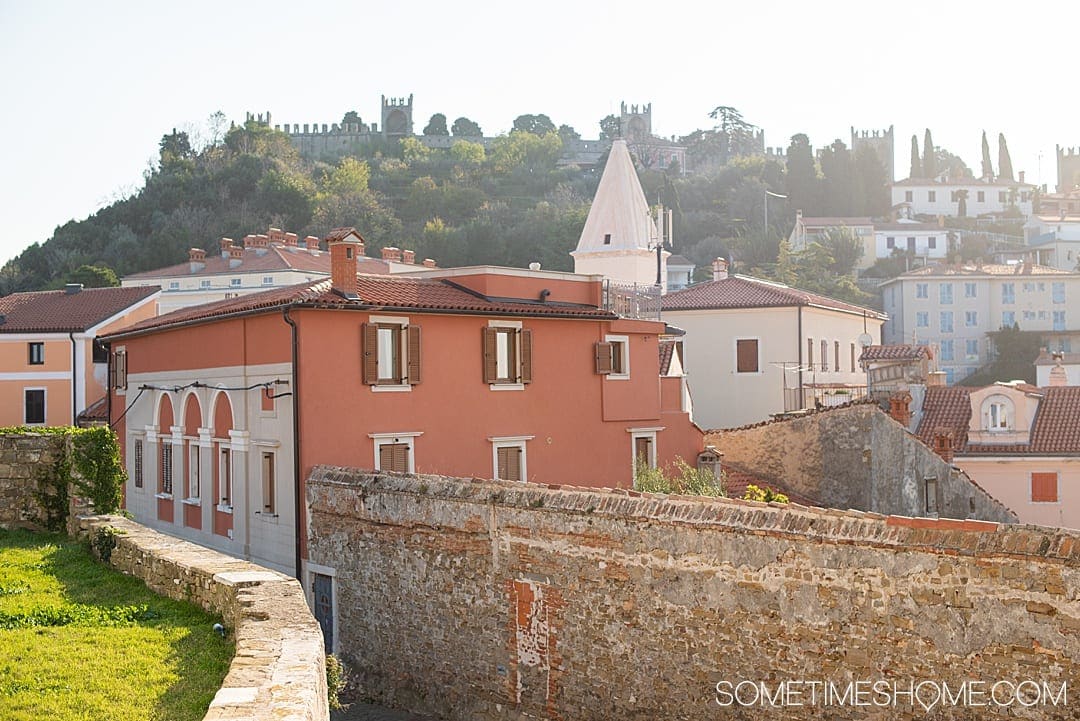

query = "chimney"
[1049,351,1067,387]
[268,227,285,244]
[711,257,729,281]
[228,246,244,269]
[284,232,299,248]
[1018,170,1025,184]
[422,258,437,268]
[243,234,258,248]
[326,228,363,299]
[926,371,946,387]
[64,283,84,295]
[220,237,233,258]
[888,391,912,427]
[381,246,402,262]
[254,234,269,256]
[402,249,416,264]
[932,429,955,463]
[188,248,206,273]
[304,235,320,252]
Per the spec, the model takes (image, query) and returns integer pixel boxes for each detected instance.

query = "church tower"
[571,139,667,290]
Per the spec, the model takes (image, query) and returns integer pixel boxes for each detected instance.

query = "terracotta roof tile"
[894,263,1075,278]
[104,275,615,339]
[78,396,109,423]
[860,344,931,363]
[722,462,820,507]
[661,276,886,318]
[122,244,389,279]
[797,216,874,227]
[915,386,972,447]
[658,340,675,375]
[0,286,159,333]
[1029,386,1080,454]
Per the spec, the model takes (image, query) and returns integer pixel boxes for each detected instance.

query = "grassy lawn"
[0,529,233,721]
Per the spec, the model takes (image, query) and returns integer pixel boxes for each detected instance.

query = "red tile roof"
[104,275,616,340]
[0,286,159,333]
[860,344,932,363]
[915,386,972,448]
[658,340,676,375]
[661,276,886,318]
[893,262,1075,278]
[122,243,390,280]
[798,216,873,227]
[893,177,1034,188]
[722,462,820,507]
[78,396,109,424]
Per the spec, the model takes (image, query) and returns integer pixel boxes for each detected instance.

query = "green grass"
[0,529,233,721]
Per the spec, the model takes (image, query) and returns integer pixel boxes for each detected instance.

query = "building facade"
[890,178,1035,218]
[788,213,875,270]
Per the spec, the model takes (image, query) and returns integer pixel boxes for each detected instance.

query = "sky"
[1,0,1077,266]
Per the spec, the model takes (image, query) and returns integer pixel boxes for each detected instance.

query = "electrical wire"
[109,379,292,430]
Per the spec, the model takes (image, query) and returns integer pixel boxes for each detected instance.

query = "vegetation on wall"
[633,457,724,497]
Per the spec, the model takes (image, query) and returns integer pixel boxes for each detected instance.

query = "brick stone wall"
[308,467,1080,721]
[0,432,90,531]
[706,404,1017,523]
[76,515,329,721]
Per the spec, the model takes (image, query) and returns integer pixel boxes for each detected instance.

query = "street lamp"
[764,189,787,240]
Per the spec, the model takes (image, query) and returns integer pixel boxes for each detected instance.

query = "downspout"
[282,306,303,584]
[69,332,78,425]
[797,306,804,408]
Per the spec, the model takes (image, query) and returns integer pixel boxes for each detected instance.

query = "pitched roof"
[573,139,657,253]
[915,386,972,447]
[0,286,159,333]
[666,254,694,267]
[893,177,1035,188]
[122,243,391,280]
[798,216,873,227]
[77,396,109,424]
[893,262,1075,278]
[722,462,820,507]
[860,344,931,363]
[658,340,676,375]
[873,222,943,232]
[661,275,886,319]
[103,274,616,340]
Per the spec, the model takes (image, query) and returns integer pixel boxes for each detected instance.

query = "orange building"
[0,284,159,427]
[103,228,703,576]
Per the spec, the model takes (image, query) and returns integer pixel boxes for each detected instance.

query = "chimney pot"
[422,258,437,268]
[326,228,362,299]
[284,232,298,247]
[402,249,416,264]
[711,257,729,281]
[304,235,320,252]
[381,246,402,262]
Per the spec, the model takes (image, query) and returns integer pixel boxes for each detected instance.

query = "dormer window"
[983,395,1013,431]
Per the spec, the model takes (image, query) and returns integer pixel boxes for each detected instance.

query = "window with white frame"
[371,432,421,474]
[169,281,180,290]
[915,283,928,299]
[263,276,274,285]
[939,283,953,305]
[200,279,211,289]
[133,439,144,489]
[1001,283,1015,304]
[735,338,759,373]
[160,444,173,495]
[482,322,532,387]
[490,436,532,483]
[964,282,977,298]
[629,429,658,474]
[983,395,1013,431]
[362,317,421,388]
[187,444,201,500]
[916,312,929,328]
[230,278,241,287]
[24,389,45,425]
[940,311,953,333]
[219,447,232,507]
[595,335,629,378]
[965,310,977,327]
[260,451,275,514]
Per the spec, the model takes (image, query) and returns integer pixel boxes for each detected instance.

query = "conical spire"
[574,140,657,253]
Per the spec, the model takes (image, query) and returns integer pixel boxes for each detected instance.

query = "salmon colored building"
[103,228,703,576]
[0,284,159,427]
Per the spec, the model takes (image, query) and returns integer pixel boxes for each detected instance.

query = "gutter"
[69,332,77,425]
[281,306,303,585]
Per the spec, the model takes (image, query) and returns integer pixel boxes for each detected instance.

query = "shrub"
[633,456,724,497]
[742,484,790,504]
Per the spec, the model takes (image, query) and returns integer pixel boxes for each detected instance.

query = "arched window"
[157,395,174,496]
[982,395,1013,431]
[211,392,235,539]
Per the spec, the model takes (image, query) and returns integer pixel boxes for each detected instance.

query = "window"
[371,433,420,473]
[261,452,275,514]
[916,312,929,327]
[492,438,530,483]
[964,282,977,298]
[1002,311,1015,327]
[482,325,532,386]
[850,343,856,373]
[820,340,828,371]
[834,341,840,373]
[965,311,977,327]
[362,320,421,387]
[940,340,954,361]
[160,444,173,495]
[928,191,936,202]
[986,399,1010,430]
[807,338,814,369]
[1022,310,1035,321]
[188,444,201,499]
[928,236,937,249]
[110,350,128,391]
[92,340,108,363]
[998,191,1007,203]
[916,283,928,299]
[219,448,231,505]
[939,284,953,304]
[1022,282,1035,293]
[977,191,985,202]
[263,276,274,285]
[940,311,953,333]
[1052,282,1066,304]
[603,233,611,245]
[230,278,241,287]
[905,191,913,203]
[907,237,916,252]
[966,339,979,359]
[24,389,45,425]
[924,477,938,516]
[1053,311,1066,331]
[1001,283,1015,304]
[1031,472,1059,503]
[28,342,44,365]
[735,338,759,373]
[200,280,211,289]
[133,439,144,489]
[630,430,657,472]
[1039,311,1048,320]
[169,281,180,290]
[886,236,895,249]
[596,336,629,377]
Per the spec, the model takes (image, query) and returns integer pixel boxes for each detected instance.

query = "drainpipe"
[282,306,303,585]
[797,306,804,408]
[69,332,78,425]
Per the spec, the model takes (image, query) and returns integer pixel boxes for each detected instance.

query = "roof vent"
[65,283,84,295]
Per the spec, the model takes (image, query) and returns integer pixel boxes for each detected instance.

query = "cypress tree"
[998,133,1014,181]
[981,131,994,180]
[922,129,937,179]
[910,135,922,178]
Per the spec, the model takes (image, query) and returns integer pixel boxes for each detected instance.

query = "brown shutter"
[1032,472,1058,502]
[736,339,758,373]
[634,436,652,465]
[482,327,497,383]
[595,341,614,374]
[519,329,533,383]
[394,443,409,472]
[361,323,378,385]
[497,447,509,480]
[108,353,117,390]
[378,443,393,471]
[497,446,522,482]
[407,325,422,384]
[807,338,813,369]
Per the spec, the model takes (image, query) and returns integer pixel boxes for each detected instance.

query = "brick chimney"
[243,234,258,248]
[1049,351,1067,387]
[228,245,244,269]
[188,248,206,273]
[325,227,363,299]
[711,257,729,281]
[888,390,912,427]
[284,232,299,248]
[422,258,437,268]
[381,246,402,262]
[304,235,320,252]
[402,249,416,264]
[932,429,955,463]
[254,234,270,256]
[1019,170,1025,184]
[220,237,233,258]
[268,227,285,244]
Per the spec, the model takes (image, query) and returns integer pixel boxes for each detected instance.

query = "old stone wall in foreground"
[309,467,1079,721]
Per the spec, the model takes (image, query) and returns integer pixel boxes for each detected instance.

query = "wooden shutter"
[519,329,533,383]
[634,436,652,466]
[379,443,409,473]
[482,327,498,383]
[807,338,813,369]
[1032,472,1058,503]
[736,339,758,373]
[407,325,422,384]
[595,342,614,374]
[108,354,117,390]
[361,323,378,385]
[497,446,522,482]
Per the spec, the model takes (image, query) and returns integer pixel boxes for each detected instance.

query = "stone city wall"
[308,467,1080,721]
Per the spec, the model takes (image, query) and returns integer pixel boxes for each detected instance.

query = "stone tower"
[851,125,895,181]
[1057,145,1080,192]
[381,95,414,138]
[620,102,652,142]
[571,139,667,290]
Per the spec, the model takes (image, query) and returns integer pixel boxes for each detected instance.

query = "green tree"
[962,325,1041,385]
[853,146,889,216]
[512,114,556,135]
[490,131,563,173]
[599,114,620,140]
[820,140,854,216]
[451,117,482,137]
[319,157,370,196]
[423,113,449,136]
[708,105,759,160]
[956,188,969,217]
[785,134,820,216]
[998,133,1014,181]
[909,135,922,178]
[341,111,362,127]
[557,124,580,142]
[449,140,485,164]
[981,131,994,179]
[400,136,431,162]
[159,129,193,164]
[66,264,119,288]
[936,147,973,180]
[922,129,937,178]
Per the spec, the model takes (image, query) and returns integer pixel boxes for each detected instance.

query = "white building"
[880,261,1080,384]
[874,221,950,261]
[661,258,886,429]
[788,213,875,270]
[666,254,695,292]
[1035,350,1080,387]
[891,178,1035,218]
[1024,214,1080,271]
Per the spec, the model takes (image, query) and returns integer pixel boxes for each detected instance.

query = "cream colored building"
[661,259,886,429]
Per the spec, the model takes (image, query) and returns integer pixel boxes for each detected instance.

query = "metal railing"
[783,385,870,412]
[602,280,662,320]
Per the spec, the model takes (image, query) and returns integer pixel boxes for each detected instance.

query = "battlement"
[851,124,895,181]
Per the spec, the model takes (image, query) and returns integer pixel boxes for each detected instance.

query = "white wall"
[891,183,1034,217]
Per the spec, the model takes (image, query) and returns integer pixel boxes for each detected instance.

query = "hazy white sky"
[1,0,1076,265]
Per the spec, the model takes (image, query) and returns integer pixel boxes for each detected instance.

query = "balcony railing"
[602,280,661,320]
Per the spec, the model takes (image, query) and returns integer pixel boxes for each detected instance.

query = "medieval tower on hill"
[851,125,895,181]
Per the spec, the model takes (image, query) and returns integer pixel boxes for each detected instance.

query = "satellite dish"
[857,333,873,348]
